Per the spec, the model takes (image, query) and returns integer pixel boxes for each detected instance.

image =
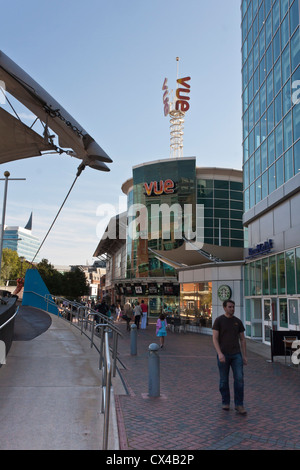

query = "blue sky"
[0,0,242,266]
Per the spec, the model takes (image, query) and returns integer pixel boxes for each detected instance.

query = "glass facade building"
[242,0,300,343]
[197,178,244,247]
[242,0,300,210]
[118,158,243,318]
[3,226,40,262]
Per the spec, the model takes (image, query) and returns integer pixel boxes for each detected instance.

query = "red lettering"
[162,78,168,90]
[144,182,154,196]
[175,100,190,112]
[153,180,164,195]
[164,179,175,194]
[162,78,170,116]
[144,180,175,196]
[176,88,190,100]
[177,77,191,89]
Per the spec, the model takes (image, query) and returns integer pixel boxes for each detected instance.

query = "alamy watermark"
[0,340,6,365]
[0,80,6,104]
[292,80,300,105]
[291,340,300,365]
[96,197,204,250]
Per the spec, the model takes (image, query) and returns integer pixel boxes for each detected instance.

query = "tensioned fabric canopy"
[0,107,54,161]
[0,50,112,171]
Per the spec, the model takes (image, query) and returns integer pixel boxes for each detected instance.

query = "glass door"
[288,299,299,330]
[263,299,272,343]
[263,298,278,344]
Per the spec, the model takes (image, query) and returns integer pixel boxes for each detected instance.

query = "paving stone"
[115,320,300,451]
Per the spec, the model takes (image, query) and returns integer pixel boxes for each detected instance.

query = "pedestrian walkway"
[115,318,300,451]
[1,307,300,451]
[0,306,121,450]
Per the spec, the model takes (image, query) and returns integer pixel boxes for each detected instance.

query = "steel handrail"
[0,306,19,330]
[101,330,112,450]
[22,290,121,450]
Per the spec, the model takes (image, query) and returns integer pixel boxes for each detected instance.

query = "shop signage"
[144,179,175,196]
[135,285,143,294]
[247,239,273,259]
[148,283,158,294]
[162,76,191,115]
[217,285,232,302]
[162,78,170,116]
[175,77,191,113]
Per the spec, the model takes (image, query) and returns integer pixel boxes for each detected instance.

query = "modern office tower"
[241,0,300,343]
[2,213,40,262]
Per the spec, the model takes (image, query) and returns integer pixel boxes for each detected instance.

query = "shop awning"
[149,242,244,268]
[0,107,55,162]
[0,50,112,171]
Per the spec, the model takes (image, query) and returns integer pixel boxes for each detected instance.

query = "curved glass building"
[95,157,244,325]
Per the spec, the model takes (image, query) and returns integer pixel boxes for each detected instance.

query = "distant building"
[70,262,106,300]
[2,212,40,262]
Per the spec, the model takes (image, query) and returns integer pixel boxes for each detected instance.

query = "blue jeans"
[217,353,244,407]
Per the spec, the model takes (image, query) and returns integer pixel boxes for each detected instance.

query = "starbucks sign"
[218,285,232,302]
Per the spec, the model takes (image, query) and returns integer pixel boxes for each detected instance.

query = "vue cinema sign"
[144,179,175,196]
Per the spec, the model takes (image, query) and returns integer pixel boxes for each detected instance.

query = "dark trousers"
[217,353,244,406]
[134,315,141,329]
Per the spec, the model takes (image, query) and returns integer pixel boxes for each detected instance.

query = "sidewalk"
[1,307,300,451]
[114,318,300,451]
[0,306,120,450]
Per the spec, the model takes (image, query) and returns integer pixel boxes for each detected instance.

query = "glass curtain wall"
[197,180,244,247]
[242,0,300,212]
[126,159,196,279]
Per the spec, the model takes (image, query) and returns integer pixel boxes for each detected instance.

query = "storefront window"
[245,298,251,322]
[279,298,288,328]
[244,264,250,296]
[269,255,277,295]
[255,260,262,295]
[262,258,269,295]
[296,247,300,294]
[250,262,256,295]
[286,250,296,295]
[180,282,212,327]
[277,253,286,294]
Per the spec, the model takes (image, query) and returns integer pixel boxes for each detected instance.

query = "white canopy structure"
[0,50,112,171]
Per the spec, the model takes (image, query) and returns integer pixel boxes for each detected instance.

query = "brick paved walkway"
[114,319,300,451]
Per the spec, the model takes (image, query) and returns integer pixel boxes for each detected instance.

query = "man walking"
[212,299,248,415]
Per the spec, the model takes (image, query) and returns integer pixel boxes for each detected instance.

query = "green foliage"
[0,248,31,284]
[36,259,89,300]
[0,252,89,300]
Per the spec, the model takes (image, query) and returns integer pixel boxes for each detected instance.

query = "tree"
[36,259,89,300]
[0,248,31,285]
[63,268,89,299]
[0,248,19,284]
[36,259,64,295]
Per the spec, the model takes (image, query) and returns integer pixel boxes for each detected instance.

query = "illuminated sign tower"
[162,57,191,159]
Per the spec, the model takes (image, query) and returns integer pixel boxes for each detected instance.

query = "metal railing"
[0,306,19,331]
[23,290,123,449]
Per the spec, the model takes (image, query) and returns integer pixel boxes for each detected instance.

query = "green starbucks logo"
[218,285,232,301]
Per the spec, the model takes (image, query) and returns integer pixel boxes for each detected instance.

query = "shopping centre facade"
[94,157,244,332]
[94,0,300,344]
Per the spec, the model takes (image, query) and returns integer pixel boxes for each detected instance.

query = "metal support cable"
[31,163,86,263]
